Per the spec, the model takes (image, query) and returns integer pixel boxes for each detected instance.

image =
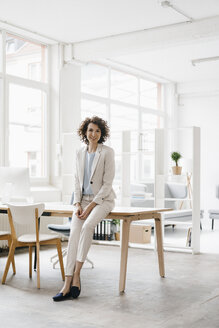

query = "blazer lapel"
[79,146,87,187]
[90,144,103,180]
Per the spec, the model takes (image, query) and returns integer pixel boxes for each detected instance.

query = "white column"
[154,128,165,251]
[155,129,165,208]
[60,63,81,202]
[192,127,201,254]
[50,44,61,187]
[121,131,131,206]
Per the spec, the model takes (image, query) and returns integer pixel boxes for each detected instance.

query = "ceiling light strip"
[191,56,219,66]
[161,1,193,22]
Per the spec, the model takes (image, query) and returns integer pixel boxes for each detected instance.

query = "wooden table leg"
[154,214,165,278]
[119,219,131,293]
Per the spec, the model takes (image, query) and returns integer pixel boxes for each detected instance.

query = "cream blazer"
[73,144,116,205]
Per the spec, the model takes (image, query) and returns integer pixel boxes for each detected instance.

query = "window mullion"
[6,74,49,92]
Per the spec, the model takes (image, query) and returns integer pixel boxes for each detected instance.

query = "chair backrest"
[166,183,187,199]
[7,203,45,225]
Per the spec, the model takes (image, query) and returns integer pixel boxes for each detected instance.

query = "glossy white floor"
[1,242,219,328]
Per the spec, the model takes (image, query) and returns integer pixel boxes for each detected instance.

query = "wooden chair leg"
[8,238,16,275]
[2,242,16,284]
[29,246,32,278]
[36,242,40,289]
[56,239,65,281]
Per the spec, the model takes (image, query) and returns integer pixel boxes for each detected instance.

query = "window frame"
[0,30,50,184]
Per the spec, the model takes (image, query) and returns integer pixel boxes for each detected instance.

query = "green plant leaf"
[171,151,182,166]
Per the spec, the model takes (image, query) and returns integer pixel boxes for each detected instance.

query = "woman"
[53,116,116,301]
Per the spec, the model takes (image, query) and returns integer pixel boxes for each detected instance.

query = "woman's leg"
[60,198,89,294]
[72,200,114,288]
[59,215,83,294]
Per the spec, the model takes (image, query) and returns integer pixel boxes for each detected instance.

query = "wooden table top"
[0,202,172,217]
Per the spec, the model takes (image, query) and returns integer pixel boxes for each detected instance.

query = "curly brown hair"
[78,116,110,145]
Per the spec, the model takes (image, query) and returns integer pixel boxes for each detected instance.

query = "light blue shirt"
[82,151,95,195]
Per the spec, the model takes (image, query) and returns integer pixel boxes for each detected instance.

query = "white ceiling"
[112,38,219,83]
[0,0,219,43]
[0,0,219,82]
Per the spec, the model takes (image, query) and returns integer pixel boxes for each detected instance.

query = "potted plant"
[171,151,182,175]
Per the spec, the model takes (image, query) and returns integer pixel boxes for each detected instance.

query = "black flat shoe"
[70,278,81,299]
[52,291,71,302]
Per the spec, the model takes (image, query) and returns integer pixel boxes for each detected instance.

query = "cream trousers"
[65,195,115,276]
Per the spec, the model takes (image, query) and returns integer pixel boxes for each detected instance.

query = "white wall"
[177,79,219,217]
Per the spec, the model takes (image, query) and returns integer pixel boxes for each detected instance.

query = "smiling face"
[86,122,101,146]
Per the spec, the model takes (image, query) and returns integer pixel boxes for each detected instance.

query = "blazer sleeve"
[93,147,115,205]
[73,150,82,205]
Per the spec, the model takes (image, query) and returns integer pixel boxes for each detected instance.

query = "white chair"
[0,231,16,275]
[2,203,65,288]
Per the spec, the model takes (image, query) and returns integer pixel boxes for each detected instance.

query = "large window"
[110,105,138,132]
[81,99,107,121]
[6,33,47,82]
[81,63,108,97]
[111,70,138,105]
[0,31,48,179]
[8,84,46,177]
[81,63,164,184]
[140,79,161,109]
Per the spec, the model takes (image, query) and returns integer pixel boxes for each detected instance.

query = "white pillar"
[50,44,61,187]
[60,63,81,202]
[155,129,165,208]
[192,126,201,254]
[121,131,131,206]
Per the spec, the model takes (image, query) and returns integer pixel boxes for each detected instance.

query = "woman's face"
[86,123,101,145]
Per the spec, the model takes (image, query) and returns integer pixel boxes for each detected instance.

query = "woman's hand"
[78,202,97,220]
[75,203,83,218]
